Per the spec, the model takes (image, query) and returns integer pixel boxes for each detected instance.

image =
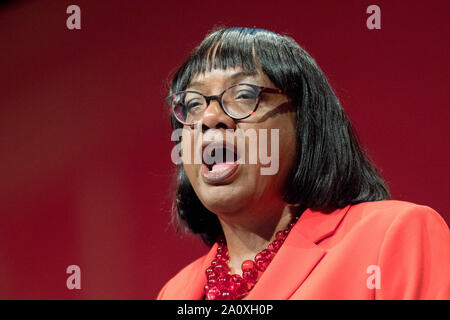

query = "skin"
[181,67,300,276]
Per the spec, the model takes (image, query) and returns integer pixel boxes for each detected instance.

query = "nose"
[201,99,236,131]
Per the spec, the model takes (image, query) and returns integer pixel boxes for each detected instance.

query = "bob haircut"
[166,27,390,246]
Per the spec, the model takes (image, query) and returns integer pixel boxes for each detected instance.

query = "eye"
[185,99,204,112]
[234,90,257,100]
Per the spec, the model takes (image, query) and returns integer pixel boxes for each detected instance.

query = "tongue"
[211,162,235,173]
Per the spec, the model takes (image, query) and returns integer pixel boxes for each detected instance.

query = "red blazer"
[157,200,450,299]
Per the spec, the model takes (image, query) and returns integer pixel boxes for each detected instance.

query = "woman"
[157,27,449,300]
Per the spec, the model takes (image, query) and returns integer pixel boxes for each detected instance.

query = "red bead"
[214,261,229,274]
[206,287,221,300]
[270,240,282,252]
[220,289,233,300]
[245,278,257,290]
[255,249,273,262]
[265,249,275,259]
[255,258,270,271]
[205,229,296,300]
[207,278,217,287]
[217,245,228,255]
[241,260,255,271]
[276,230,286,240]
[216,253,228,261]
[254,252,264,262]
[236,279,249,296]
[217,274,231,288]
[242,269,258,282]
[228,277,242,292]
[255,253,266,262]
[207,273,216,280]
[232,274,242,282]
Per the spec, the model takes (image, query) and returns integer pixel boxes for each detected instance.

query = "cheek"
[180,130,194,161]
[180,131,198,182]
[265,114,297,178]
[279,119,296,156]
[280,124,296,169]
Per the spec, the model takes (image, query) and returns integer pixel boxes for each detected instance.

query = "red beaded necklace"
[204,215,300,300]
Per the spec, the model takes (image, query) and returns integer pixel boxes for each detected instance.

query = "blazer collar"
[246,204,351,299]
[295,204,352,243]
[177,242,218,299]
[181,204,351,300]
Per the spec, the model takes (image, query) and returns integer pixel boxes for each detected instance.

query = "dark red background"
[0,0,448,299]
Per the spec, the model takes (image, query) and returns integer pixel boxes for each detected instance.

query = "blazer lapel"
[246,205,351,299]
[176,243,218,299]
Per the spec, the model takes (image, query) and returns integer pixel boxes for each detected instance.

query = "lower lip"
[201,161,239,184]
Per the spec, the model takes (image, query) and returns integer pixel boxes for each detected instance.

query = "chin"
[198,186,250,215]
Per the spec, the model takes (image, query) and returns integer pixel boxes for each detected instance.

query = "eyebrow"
[186,70,258,90]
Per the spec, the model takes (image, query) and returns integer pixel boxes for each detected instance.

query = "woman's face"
[181,67,297,220]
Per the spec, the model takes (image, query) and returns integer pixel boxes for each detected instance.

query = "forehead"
[187,68,272,90]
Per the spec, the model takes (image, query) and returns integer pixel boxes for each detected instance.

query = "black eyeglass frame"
[166,83,285,126]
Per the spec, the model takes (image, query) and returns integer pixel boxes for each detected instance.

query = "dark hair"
[166,27,390,246]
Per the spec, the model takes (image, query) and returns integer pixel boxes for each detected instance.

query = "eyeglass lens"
[172,84,259,124]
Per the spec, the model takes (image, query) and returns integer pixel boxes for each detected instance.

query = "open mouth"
[201,141,240,183]
[203,142,239,171]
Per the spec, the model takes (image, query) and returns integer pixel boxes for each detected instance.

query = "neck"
[217,203,302,276]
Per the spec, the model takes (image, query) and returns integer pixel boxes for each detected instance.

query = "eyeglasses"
[166,83,284,126]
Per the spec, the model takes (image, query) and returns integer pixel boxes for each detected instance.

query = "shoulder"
[346,200,448,230]
[353,201,450,299]
[332,200,449,247]
[156,252,208,300]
